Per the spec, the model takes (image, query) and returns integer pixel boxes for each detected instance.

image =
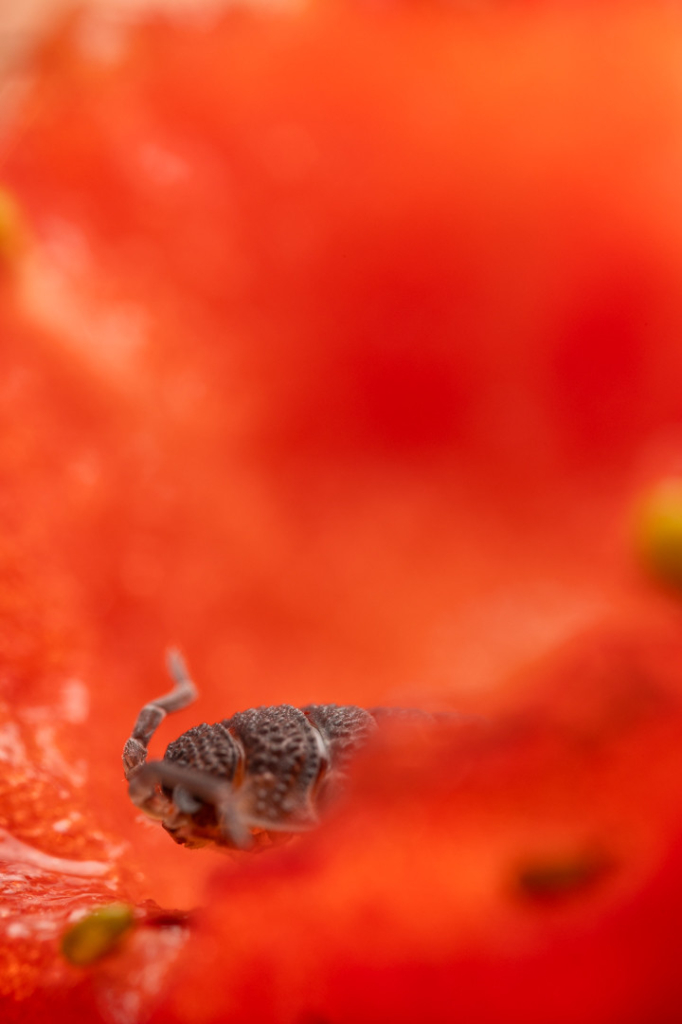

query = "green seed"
[515,851,612,902]
[61,903,135,966]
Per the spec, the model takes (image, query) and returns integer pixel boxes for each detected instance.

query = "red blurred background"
[4,3,682,1021]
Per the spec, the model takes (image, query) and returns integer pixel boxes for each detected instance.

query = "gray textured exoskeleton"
[123,651,382,850]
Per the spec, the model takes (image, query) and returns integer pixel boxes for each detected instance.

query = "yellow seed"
[61,903,135,967]
[0,186,24,263]
[636,479,682,590]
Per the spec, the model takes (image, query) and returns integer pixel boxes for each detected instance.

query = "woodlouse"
[123,651,426,851]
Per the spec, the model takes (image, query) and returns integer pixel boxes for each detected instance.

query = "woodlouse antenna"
[122,650,198,781]
[166,648,193,691]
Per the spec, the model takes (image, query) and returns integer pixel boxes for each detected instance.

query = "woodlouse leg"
[122,649,198,781]
[128,759,252,848]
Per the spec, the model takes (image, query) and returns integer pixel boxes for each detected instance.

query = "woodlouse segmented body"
[123,652,406,850]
